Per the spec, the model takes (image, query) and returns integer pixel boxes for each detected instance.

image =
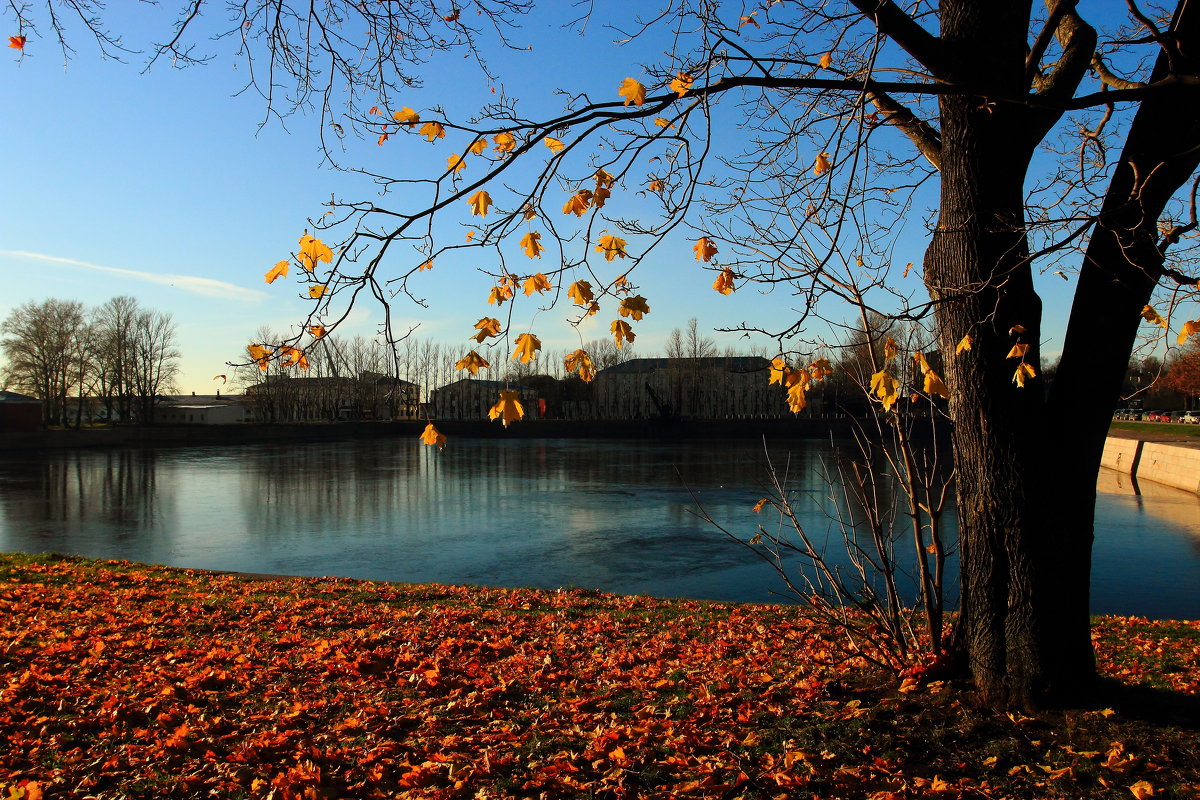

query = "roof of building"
[597,356,772,376]
[434,378,530,392]
[0,390,41,403]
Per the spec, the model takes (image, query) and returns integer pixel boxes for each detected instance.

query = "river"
[0,437,1196,619]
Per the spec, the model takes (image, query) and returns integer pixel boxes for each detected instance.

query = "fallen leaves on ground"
[1,554,1198,799]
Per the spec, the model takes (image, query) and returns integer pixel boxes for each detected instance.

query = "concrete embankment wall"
[1101,437,1200,493]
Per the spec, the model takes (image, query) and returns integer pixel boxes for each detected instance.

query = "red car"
[1147,410,1171,422]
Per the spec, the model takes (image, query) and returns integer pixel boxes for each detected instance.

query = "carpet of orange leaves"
[1,554,1198,799]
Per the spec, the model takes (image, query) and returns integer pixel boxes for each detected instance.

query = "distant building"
[155,399,247,425]
[0,390,43,433]
[594,357,797,419]
[243,375,420,422]
[429,379,540,420]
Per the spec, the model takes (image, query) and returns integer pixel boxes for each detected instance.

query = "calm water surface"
[0,437,1196,619]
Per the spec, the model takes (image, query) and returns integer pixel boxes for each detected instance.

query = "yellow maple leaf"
[611,319,636,348]
[471,317,502,343]
[493,132,516,154]
[654,117,671,128]
[818,51,832,69]
[713,266,736,295]
[613,273,631,294]
[468,139,487,155]
[956,334,973,354]
[247,344,273,371]
[883,336,899,360]
[769,357,789,385]
[648,178,665,193]
[392,107,419,126]
[278,345,306,368]
[787,380,807,413]
[520,231,543,258]
[1013,362,1037,388]
[513,333,542,362]
[1129,780,1155,799]
[447,153,466,175]
[487,282,513,306]
[752,498,769,513]
[298,235,333,271]
[1178,319,1200,345]
[593,186,612,209]
[419,422,447,449]
[418,259,434,271]
[563,190,593,216]
[809,358,833,381]
[468,190,492,216]
[264,260,289,284]
[670,72,694,97]
[544,136,565,153]
[419,121,445,142]
[814,152,831,175]
[455,350,490,375]
[488,390,525,427]
[565,349,596,382]
[1006,342,1029,359]
[924,368,950,398]
[618,77,646,106]
[870,370,899,411]
[465,230,476,242]
[595,234,628,261]
[694,237,719,262]
[308,284,327,299]
[1140,304,1168,329]
[523,272,552,295]
[618,295,650,320]
[568,280,594,306]
[309,325,326,338]
[594,169,616,189]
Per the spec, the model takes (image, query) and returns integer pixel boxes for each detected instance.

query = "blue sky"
[2,2,1138,395]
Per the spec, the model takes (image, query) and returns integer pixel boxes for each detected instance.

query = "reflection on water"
[0,440,1197,619]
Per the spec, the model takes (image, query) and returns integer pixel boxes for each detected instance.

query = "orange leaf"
[513,333,541,362]
[520,231,543,259]
[813,152,831,175]
[308,284,327,299]
[648,178,665,193]
[419,259,434,271]
[419,121,445,142]
[818,51,832,69]
[447,153,466,174]
[264,260,289,284]
[493,132,516,154]
[595,234,628,261]
[393,107,419,126]
[9,35,26,50]
[712,267,735,295]
[468,190,492,216]
[298,234,334,271]
[564,349,595,382]
[563,190,593,217]
[618,77,646,106]
[488,390,525,427]
[739,14,760,28]
[544,137,565,153]
[468,139,487,155]
[455,350,490,375]
[618,295,650,320]
[419,423,447,448]
[694,237,719,262]
[309,325,327,338]
[523,272,552,295]
[611,319,635,348]
[213,374,227,383]
[471,317,502,343]
[670,72,694,97]
[568,280,594,306]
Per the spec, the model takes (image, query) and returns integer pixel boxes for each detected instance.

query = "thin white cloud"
[1,250,268,302]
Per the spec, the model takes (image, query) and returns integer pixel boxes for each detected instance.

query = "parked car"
[1144,410,1165,422]
[1173,410,1200,424]
[1149,410,1172,422]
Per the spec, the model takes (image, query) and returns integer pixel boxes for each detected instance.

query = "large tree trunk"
[925,0,1057,708]
[1044,2,1200,693]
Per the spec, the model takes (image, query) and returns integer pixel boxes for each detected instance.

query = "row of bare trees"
[0,296,179,426]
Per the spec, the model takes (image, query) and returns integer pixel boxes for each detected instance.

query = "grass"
[1,552,1198,799]
[1111,421,1200,439]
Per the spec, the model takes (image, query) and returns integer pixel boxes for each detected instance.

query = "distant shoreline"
[0,417,858,451]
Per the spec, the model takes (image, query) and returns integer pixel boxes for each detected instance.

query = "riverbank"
[1102,428,1200,493]
[0,417,857,450]
[2,553,1198,799]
